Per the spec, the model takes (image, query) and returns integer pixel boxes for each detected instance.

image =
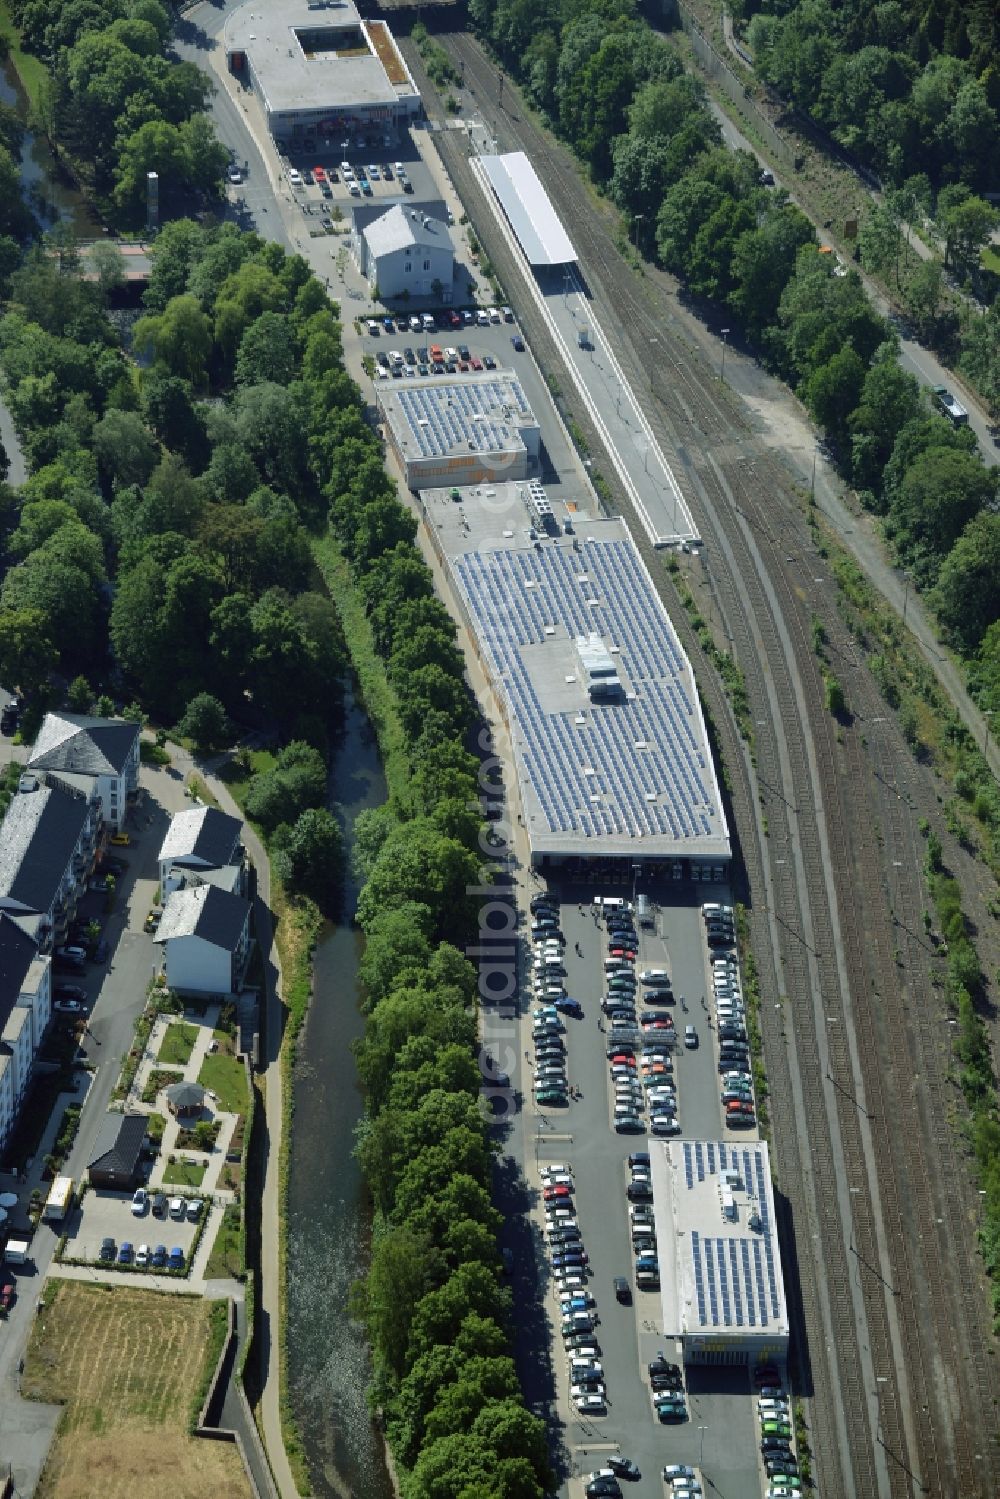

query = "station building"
[226,0,421,147]
[377,372,540,489]
[653,1139,789,1366]
[360,205,454,299]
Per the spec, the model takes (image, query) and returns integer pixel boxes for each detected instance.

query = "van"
[421,313,435,331]
[595,896,630,911]
[636,894,653,926]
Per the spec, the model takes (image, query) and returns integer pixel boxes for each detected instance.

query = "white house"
[359,205,454,299]
[158,807,245,900]
[155,884,251,997]
[28,712,141,832]
[0,915,52,1151]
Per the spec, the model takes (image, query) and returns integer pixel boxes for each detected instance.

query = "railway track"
[403,30,1000,1496]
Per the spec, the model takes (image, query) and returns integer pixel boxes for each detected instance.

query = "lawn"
[23,1280,250,1499]
[982,245,1000,276]
[157,1022,198,1067]
[161,1157,207,1188]
[205,1202,243,1280]
[198,1040,249,1116]
[218,749,276,812]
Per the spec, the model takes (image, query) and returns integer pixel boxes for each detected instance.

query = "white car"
[131,1188,148,1216]
[348,181,361,196]
[227,165,242,184]
[135,1243,150,1267]
[758,1398,790,1414]
[571,1382,606,1401]
[641,969,670,984]
[288,168,302,185]
[540,1163,573,1179]
[488,306,501,322]
[477,308,491,325]
[663,1468,696,1482]
[574,1393,606,1413]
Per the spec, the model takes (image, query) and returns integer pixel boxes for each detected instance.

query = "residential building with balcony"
[155,883,252,998]
[0,915,53,1152]
[27,712,141,832]
[0,774,100,951]
[158,807,246,899]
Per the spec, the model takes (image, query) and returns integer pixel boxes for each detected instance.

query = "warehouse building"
[359,205,454,298]
[653,1139,789,1366]
[417,483,730,874]
[378,372,540,490]
[225,0,420,146]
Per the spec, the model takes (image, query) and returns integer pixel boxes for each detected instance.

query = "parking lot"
[358,311,586,510]
[520,882,786,1499]
[58,1187,203,1270]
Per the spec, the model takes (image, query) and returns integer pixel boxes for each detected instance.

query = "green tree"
[0,607,58,702]
[177,691,229,751]
[889,445,996,580]
[961,303,1000,417]
[133,294,213,386]
[930,512,1000,651]
[804,346,866,445]
[354,1227,439,1380]
[904,260,944,337]
[234,311,298,387]
[67,674,92,713]
[92,409,159,488]
[271,807,344,908]
[938,186,998,274]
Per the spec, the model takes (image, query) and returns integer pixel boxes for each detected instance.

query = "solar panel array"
[681,1142,783,1330]
[396,379,531,458]
[453,540,722,846]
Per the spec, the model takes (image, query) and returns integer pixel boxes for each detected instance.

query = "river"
[286,681,395,1499]
[0,58,100,237]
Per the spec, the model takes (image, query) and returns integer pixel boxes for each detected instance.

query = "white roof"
[364,204,451,260]
[480,152,576,267]
[654,1140,789,1343]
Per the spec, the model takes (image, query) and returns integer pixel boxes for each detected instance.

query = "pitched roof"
[0,913,41,1032]
[0,778,91,916]
[156,884,249,951]
[158,807,242,870]
[88,1112,147,1177]
[364,204,451,259]
[28,712,140,777]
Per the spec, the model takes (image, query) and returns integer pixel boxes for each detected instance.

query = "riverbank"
[0,0,48,111]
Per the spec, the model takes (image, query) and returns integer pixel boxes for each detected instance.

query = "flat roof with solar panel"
[378,372,540,488]
[652,1139,789,1364]
[420,486,730,867]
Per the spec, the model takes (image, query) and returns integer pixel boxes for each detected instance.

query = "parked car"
[168,1247,185,1269]
[99,1237,115,1262]
[131,1187,148,1216]
[118,1241,134,1264]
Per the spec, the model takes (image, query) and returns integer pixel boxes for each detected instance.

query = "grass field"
[23,1280,250,1499]
[158,1022,198,1066]
[982,246,1000,276]
[198,1040,249,1116]
[162,1157,207,1187]
[205,1202,243,1279]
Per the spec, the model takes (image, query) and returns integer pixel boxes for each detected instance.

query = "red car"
[470,356,483,370]
[610,1054,636,1067]
[641,1019,672,1032]
[313,165,326,182]
[544,1184,572,1200]
[448,311,462,327]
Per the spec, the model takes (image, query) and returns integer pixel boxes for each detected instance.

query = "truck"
[43,1175,74,1223]
[4,1239,31,1266]
[933,385,969,426]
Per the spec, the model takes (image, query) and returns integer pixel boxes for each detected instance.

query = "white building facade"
[360,205,453,299]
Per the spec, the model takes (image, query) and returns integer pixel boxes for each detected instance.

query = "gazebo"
[163,1080,208,1118]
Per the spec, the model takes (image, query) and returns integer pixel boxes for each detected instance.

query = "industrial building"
[378,372,540,489]
[419,482,730,874]
[359,205,454,298]
[225,0,420,146]
[652,1139,789,1366]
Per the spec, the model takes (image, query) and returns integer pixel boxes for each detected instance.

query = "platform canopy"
[480,151,577,267]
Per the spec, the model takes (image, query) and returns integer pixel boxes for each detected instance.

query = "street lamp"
[633,213,644,254]
[720,329,730,382]
[698,1424,708,1468]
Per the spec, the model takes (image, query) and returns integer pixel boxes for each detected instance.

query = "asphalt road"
[498,883,765,1499]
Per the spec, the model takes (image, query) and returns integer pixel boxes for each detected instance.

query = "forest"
[468,0,1000,723]
[0,0,550,1488]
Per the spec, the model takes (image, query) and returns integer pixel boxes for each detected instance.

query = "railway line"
[403,28,1000,1498]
